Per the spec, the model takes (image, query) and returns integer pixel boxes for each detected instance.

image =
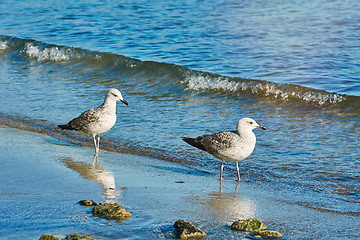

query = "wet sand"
[0,126,359,239]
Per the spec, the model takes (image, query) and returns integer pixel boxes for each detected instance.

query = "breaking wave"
[1,35,358,109]
[181,71,348,105]
[23,42,78,62]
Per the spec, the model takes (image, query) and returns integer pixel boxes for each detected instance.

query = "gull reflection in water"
[205,182,255,220]
[61,157,120,203]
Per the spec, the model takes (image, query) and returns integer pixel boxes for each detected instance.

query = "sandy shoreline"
[1,126,359,239]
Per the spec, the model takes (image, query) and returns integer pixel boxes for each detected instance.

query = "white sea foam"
[0,40,8,50]
[24,43,74,62]
[182,72,240,92]
[182,72,346,105]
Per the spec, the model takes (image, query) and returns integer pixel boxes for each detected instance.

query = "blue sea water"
[1,0,359,95]
[0,0,359,239]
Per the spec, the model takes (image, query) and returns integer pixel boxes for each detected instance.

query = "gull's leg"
[93,134,99,155]
[97,135,100,152]
[219,179,223,192]
[220,160,224,181]
[236,162,241,182]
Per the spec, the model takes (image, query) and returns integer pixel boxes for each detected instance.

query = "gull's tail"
[58,124,74,130]
[182,137,206,151]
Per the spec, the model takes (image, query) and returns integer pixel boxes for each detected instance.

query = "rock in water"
[231,218,267,232]
[39,234,63,240]
[174,219,207,239]
[40,234,95,240]
[78,200,97,206]
[65,234,95,240]
[92,203,131,222]
[258,230,283,239]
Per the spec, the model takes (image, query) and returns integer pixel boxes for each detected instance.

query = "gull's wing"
[182,131,238,154]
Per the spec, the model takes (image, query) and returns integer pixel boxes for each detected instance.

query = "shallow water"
[0,0,359,238]
[1,126,359,239]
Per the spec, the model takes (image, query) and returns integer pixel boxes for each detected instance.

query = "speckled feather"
[198,131,238,154]
[66,105,114,133]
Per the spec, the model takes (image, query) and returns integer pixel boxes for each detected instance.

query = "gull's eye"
[111,93,118,97]
[249,121,253,125]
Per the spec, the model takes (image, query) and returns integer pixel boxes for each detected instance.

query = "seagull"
[182,117,266,181]
[58,88,128,158]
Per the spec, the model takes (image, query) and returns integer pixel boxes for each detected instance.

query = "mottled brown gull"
[182,117,266,181]
[58,88,128,158]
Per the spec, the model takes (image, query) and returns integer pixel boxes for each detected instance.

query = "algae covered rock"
[174,219,207,239]
[231,218,267,232]
[65,234,95,240]
[92,203,131,222]
[258,230,283,239]
[78,200,97,206]
[39,234,63,240]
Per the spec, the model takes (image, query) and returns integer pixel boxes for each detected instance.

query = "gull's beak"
[257,125,267,130]
[121,99,129,106]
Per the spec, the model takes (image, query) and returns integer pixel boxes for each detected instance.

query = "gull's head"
[107,88,128,106]
[237,117,266,131]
